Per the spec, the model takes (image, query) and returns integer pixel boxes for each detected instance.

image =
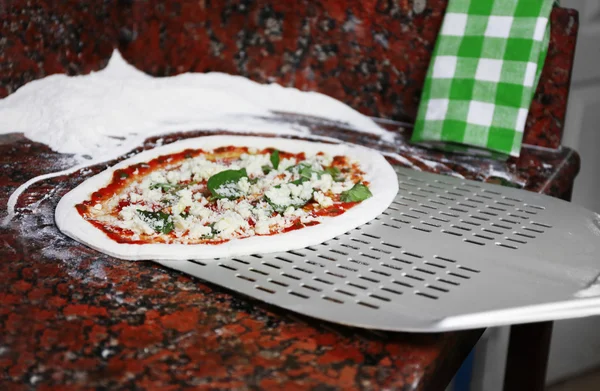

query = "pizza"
[56,136,398,260]
[75,146,369,244]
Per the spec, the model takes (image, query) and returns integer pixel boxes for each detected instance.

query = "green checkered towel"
[411,0,555,157]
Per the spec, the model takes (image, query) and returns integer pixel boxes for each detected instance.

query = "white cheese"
[270,215,286,229]
[283,206,296,216]
[191,158,228,180]
[300,184,314,200]
[217,199,235,210]
[251,170,292,194]
[169,189,191,215]
[301,155,323,172]
[215,182,242,199]
[177,189,193,205]
[265,185,293,206]
[150,171,167,184]
[253,201,274,221]
[288,183,303,197]
[117,205,155,235]
[317,153,333,166]
[172,202,185,216]
[331,180,354,194]
[284,206,307,218]
[129,193,142,203]
[265,181,313,209]
[213,211,248,238]
[314,191,333,207]
[173,215,193,232]
[238,153,270,177]
[254,214,285,235]
[189,203,212,219]
[311,173,333,192]
[235,200,253,219]
[142,188,163,202]
[188,224,213,239]
[166,168,191,184]
[278,157,296,171]
[254,220,271,235]
[237,177,250,193]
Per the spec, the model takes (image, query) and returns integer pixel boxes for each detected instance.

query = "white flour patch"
[0,49,392,163]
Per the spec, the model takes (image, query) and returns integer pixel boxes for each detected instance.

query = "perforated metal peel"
[156,167,600,332]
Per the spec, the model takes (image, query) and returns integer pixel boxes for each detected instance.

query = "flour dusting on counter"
[0,50,393,163]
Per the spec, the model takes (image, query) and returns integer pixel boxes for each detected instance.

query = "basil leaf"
[299,164,315,180]
[340,183,372,202]
[324,166,339,177]
[291,177,309,185]
[180,212,190,219]
[324,167,344,182]
[270,150,280,170]
[265,184,313,213]
[287,162,309,172]
[207,168,248,199]
[137,209,174,234]
[288,162,326,180]
[262,165,272,175]
[201,223,217,239]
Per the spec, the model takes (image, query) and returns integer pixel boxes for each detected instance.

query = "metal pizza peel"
[156,166,600,332]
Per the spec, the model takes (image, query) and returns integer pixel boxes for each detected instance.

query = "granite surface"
[0,1,577,149]
[0,118,579,390]
[0,0,581,389]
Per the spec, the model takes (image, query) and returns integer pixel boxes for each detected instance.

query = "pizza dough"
[55,135,398,260]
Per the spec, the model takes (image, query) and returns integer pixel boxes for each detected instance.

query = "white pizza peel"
[156,166,600,332]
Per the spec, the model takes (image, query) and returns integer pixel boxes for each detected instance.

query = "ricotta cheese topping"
[77,145,371,245]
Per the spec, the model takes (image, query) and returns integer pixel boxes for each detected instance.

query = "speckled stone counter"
[0,1,580,389]
[0,119,579,390]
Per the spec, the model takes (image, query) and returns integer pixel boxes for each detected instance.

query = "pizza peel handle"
[159,167,600,332]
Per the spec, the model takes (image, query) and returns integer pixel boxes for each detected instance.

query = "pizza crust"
[55,135,398,261]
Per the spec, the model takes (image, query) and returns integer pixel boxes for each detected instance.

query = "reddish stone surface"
[524,8,579,149]
[0,1,118,98]
[0,119,579,390]
[0,1,577,149]
[0,1,581,389]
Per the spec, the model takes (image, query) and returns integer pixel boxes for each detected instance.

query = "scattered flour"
[0,49,392,163]
[9,199,108,282]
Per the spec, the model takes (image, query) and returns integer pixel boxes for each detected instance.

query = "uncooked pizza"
[56,136,398,260]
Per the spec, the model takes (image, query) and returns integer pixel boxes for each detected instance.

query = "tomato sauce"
[76,145,366,245]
